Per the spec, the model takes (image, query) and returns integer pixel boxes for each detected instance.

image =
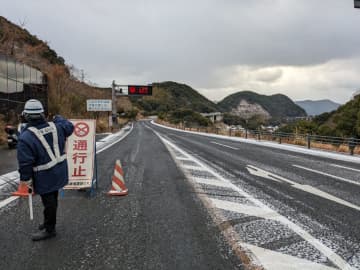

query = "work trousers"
[40,190,59,233]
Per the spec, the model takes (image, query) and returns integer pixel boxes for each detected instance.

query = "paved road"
[0,145,18,175]
[0,122,241,270]
[147,121,360,270]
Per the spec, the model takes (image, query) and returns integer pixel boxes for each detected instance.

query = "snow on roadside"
[151,121,360,164]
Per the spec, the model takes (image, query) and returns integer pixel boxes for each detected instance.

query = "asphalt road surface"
[0,122,241,270]
[0,145,18,175]
[147,121,360,270]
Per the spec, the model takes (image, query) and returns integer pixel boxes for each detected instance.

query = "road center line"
[293,164,360,187]
[211,141,239,150]
[156,133,354,270]
[331,164,360,173]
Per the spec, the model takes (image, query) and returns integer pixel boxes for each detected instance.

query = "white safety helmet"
[23,99,44,114]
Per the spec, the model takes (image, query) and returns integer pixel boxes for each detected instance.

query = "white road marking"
[0,196,19,208]
[0,125,134,210]
[331,164,360,173]
[247,165,360,211]
[193,177,234,188]
[293,164,360,187]
[211,141,239,150]
[156,134,355,270]
[243,243,337,270]
[182,165,203,171]
[176,157,192,161]
[246,165,283,183]
[211,198,281,220]
[97,123,134,154]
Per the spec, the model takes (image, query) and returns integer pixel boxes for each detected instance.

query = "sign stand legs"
[89,143,98,197]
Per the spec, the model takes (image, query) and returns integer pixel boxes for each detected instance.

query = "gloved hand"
[20,180,33,192]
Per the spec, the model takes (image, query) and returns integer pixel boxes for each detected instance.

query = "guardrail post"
[307,134,311,149]
[349,137,356,155]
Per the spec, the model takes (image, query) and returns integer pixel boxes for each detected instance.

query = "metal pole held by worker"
[28,186,33,220]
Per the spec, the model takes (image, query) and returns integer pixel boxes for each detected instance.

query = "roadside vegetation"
[278,95,360,138]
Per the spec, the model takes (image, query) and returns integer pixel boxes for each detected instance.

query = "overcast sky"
[2,0,360,103]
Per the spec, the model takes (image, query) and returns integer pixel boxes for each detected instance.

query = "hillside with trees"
[218,91,307,122]
[134,81,218,126]
[279,95,360,138]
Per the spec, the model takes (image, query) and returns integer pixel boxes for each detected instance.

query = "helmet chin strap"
[24,113,45,123]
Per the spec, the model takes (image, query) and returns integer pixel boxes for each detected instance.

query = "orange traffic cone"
[107,160,128,196]
[12,182,34,197]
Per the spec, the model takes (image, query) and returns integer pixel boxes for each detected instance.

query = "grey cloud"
[2,0,360,102]
[255,69,283,83]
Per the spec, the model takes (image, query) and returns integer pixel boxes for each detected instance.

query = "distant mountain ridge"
[295,99,341,116]
[218,91,307,120]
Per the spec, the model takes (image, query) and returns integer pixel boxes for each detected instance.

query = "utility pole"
[81,69,85,82]
[112,80,118,129]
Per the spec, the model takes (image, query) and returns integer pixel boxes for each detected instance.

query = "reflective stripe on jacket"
[27,122,67,172]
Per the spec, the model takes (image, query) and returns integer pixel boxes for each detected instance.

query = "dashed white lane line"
[193,177,234,188]
[182,165,204,171]
[177,157,192,161]
[243,243,337,270]
[0,125,134,210]
[211,141,239,150]
[156,134,355,270]
[293,164,360,187]
[247,165,360,212]
[331,164,360,173]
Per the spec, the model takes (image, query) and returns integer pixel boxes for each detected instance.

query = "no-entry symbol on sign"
[74,122,90,137]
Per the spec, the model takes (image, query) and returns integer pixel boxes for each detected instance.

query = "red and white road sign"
[65,119,96,189]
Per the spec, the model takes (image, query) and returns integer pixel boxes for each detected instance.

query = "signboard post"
[65,119,97,195]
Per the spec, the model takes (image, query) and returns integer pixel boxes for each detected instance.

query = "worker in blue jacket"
[17,99,74,241]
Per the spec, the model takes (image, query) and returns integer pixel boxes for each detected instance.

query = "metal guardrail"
[169,123,360,156]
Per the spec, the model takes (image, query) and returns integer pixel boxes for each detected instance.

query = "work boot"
[31,230,56,241]
[38,224,45,230]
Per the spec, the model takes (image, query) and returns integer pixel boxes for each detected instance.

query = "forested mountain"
[280,95,360,138]
[314,95,360,137]
[218,91,306,121]
[134,81,219,114]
